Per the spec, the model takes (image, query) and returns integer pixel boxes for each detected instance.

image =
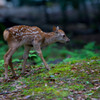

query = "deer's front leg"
[33,42,50,70]
[37,50,50,70]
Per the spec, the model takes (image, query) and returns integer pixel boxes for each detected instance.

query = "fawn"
[3,25,70,79]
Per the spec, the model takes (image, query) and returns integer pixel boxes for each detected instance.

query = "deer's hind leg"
[4,47,18,79]
[9,57,16,77]
[4,48,12,79]
[22,45,31,73]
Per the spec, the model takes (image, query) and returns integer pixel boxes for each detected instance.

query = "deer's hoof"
[4,78,10,82]
[11,75,16,79]
[46,66,50,70]
[5,75,8,80]
[21,69,26,74]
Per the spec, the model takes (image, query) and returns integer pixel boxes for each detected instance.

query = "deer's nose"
[67,39,70,42]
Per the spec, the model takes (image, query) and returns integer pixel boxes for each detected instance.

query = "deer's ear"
[53,26,57,32]
[53,26,59,32]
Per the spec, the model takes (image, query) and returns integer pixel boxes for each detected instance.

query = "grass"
[0,41,100,99]
[0,58,100,99]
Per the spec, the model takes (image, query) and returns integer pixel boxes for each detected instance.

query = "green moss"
[54,90,69,97]
[34,87,43,93]
[68,84,84,90]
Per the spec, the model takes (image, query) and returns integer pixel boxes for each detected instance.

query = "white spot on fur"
[32,31,39,34]
[16,33,19,36]
[32,28,37,30]
[21,27,23,30]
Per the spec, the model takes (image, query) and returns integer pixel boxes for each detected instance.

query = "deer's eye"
[63,35,65,37]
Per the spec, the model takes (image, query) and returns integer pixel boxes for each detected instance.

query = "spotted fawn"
[3,25,70,79]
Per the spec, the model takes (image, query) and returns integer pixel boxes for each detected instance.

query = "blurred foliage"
[0,41,100,66]
[0,23,6,40]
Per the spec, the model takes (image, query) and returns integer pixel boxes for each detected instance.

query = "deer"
[3,25,70,79]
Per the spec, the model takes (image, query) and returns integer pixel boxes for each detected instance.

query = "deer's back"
[3,25,44,48]
[6,25,43,41]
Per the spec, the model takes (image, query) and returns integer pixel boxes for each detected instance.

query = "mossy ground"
[0,57,100,100]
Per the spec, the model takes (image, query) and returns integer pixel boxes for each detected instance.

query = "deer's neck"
[43,32,57,46]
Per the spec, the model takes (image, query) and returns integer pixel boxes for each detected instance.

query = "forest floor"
[0,57,100,100]
[0,42,100,100]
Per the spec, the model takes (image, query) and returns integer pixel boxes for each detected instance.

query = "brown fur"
[3,25,70,79]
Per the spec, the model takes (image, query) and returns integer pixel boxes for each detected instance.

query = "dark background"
[0,0,100,46]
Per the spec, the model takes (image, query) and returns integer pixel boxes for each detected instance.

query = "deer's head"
[53,26,70,43]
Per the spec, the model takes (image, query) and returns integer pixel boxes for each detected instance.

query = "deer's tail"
[3,29,10,41]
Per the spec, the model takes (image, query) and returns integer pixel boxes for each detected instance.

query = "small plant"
[84,42,95,50]
[29,50,37,58]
